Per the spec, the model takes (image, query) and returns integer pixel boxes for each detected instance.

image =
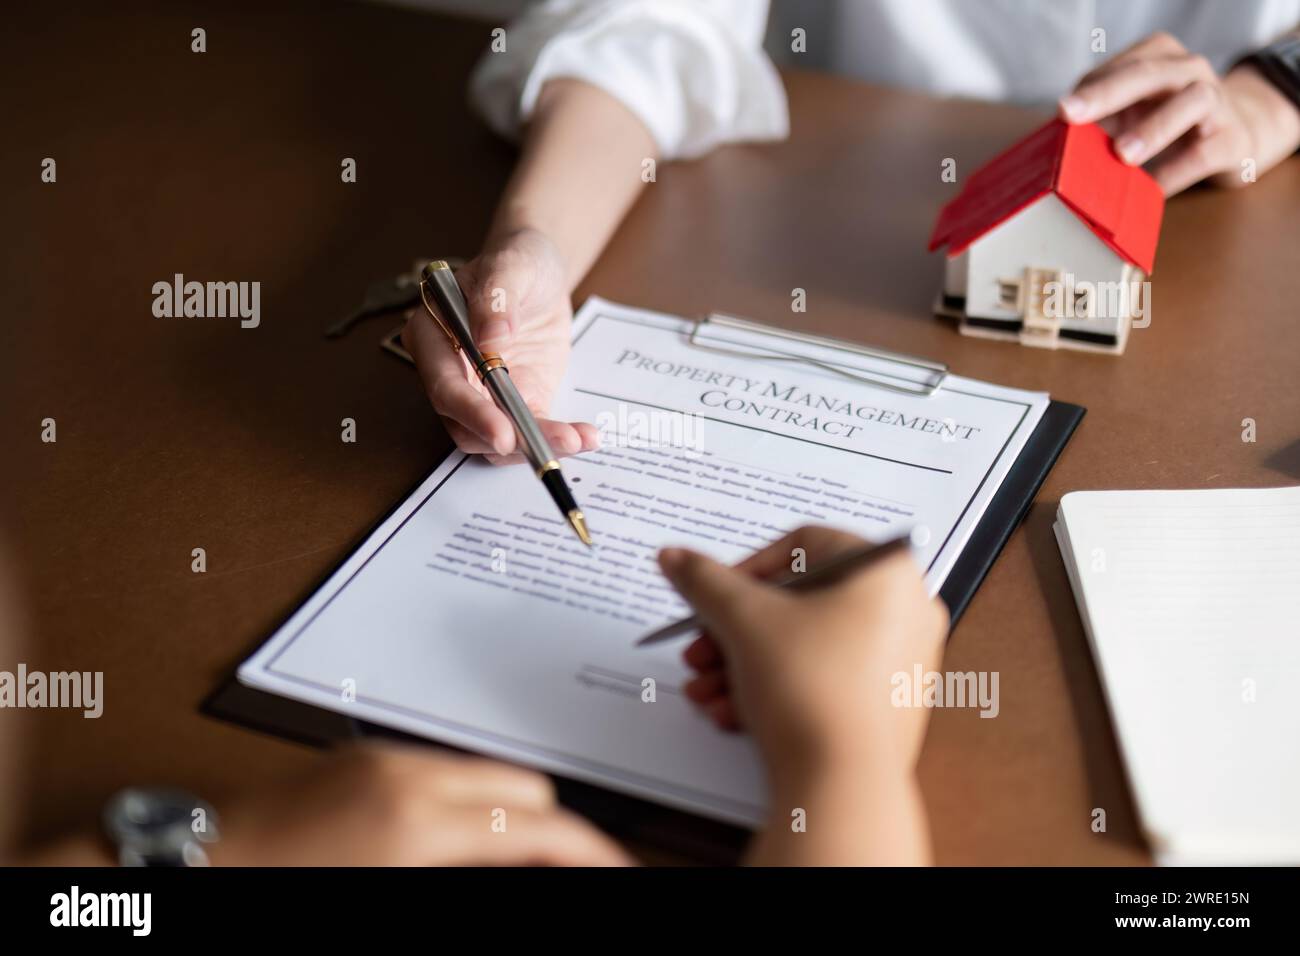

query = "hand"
[658,527,948,782]
[1060,31,1300,195]
[209,743,632,866]
[402,228,599,465]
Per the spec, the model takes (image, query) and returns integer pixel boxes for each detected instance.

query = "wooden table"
[4,2,1297,864]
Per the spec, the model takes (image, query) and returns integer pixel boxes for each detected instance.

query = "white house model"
[930,119,1164,354]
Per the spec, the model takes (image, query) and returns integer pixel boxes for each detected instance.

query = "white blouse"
[468,0,1300,160]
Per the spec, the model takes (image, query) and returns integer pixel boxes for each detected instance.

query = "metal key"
[324,271,424,338]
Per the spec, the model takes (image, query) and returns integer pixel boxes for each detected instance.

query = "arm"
[405,0,786,463]
[493,78,658,293]
[402,79,656,464]
[14,745,632,867]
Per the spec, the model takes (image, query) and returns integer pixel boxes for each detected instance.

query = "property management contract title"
[615,349,981,442]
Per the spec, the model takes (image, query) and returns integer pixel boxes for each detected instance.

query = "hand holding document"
[241,298,1052,824]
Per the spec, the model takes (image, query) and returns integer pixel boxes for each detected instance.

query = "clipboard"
[209,304,1085,862]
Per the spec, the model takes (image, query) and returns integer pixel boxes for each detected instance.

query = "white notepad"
[1054,487,1300,865]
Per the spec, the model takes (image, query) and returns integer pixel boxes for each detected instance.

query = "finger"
[1147,130,1232,195]
[821,547,929,609]
[572,420,601,452]
[483,451,529,467]
[1113,79,1218,165]
[478,419,598,465]
[657,548,775,648]
[683,634,724,669]
[683,669,727,703]
[1061,54,1213,125]
[538,420,584,458]
[419,755,557,811]
[435,806,634,867]
[462,263,522,351]
[444,420,500,456]
[1063,31,1188,115]
[504,366,561,418]
[1106,97,1162,140]
[507,369,599,454]
[403,310,515,453]
[705,697,742,732]
[734,525,867,580]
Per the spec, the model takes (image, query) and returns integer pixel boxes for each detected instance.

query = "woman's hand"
[1060,31,1300,195]
[402,228,599,465]
[660,526,948,778]
[210,743,632,867]
[658,526,948,865]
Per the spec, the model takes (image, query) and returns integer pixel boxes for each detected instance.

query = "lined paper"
[1055,487,1300,864]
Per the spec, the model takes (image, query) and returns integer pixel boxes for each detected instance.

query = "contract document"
[240,298,1049,825]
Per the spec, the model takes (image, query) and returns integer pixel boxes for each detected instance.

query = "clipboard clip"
[687,313,949,397]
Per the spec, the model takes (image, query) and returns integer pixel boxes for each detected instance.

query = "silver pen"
[417,261,592,547]
[636,535,910,646]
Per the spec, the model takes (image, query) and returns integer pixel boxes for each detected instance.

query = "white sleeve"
[468,0,789,160]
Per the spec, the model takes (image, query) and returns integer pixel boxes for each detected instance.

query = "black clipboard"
[207,306,1085,862]
[205,403,1084,864]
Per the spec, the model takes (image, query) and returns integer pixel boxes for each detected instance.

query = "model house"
[929,119,1164,353]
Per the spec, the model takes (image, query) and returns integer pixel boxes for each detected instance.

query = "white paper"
[240,298,1048,825]
[1055,487,1300,864]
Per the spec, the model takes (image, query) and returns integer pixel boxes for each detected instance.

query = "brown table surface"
[4,2,1298,865]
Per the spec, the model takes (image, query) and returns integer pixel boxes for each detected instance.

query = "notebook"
[1054,487,1300,865]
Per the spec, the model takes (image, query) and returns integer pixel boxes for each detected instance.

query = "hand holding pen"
[653,525,948,865]
[400,230,599,465]
[414,257,594,545]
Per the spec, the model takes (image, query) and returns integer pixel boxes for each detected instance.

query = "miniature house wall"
[930,120,1163,355]
[957,194,1136,348]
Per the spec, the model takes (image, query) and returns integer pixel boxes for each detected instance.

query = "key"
[324,273,423,338]
[324,259,465,339]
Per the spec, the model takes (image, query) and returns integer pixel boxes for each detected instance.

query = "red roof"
[928,120,1164,274]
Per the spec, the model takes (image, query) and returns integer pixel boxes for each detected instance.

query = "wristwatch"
[1238,34,1300,112]
[103,788,220,867]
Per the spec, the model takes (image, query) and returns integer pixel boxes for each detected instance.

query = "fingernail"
[1059,95,1087,121]
[1116,134,1144,164]
[569,423,598,451]
[480,319,511,346]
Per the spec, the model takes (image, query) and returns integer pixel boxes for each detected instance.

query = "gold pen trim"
[536,460,560,478]
[476,352,507,380]
[417,277,461,353]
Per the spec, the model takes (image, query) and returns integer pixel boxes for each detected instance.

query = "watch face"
[119,790,196,830]
[104,788,217,849]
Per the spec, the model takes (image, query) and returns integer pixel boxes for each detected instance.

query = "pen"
[636,534,911,646]
[417,261,592,547]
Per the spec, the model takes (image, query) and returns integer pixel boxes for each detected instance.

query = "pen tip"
[568,510,593,547]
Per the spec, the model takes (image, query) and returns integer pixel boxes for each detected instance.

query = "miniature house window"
[997,280,1020,309]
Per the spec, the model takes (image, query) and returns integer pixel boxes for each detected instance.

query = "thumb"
[658,548,772,651]
[463,264,516,352]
